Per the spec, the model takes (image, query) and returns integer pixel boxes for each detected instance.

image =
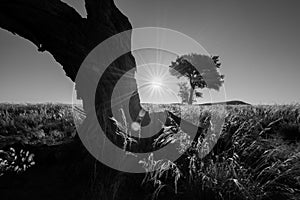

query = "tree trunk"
[188,87,194,105]
[0,1,207,199]
[0,0,146,199]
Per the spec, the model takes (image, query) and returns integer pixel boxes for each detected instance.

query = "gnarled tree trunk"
[0,0,146,199]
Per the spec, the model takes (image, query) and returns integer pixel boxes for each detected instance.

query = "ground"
[0,103,299,200]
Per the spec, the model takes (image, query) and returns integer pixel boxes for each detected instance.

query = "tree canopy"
[169,53,224,104]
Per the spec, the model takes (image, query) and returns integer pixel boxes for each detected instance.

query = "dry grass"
[1,103,299,199]
[136,103,300,200]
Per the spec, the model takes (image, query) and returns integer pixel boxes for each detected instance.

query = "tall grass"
[1,103,299,199]
[125,104,300,200]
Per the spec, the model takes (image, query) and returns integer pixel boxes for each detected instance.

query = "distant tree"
[178,82,190,104]
[178,82,202,104]
[169,53,224,104]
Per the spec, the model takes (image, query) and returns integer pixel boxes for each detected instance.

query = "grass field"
[138,103,300,199]
[0,103,300,199]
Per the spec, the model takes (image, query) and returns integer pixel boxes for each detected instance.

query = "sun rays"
[135,63,180,104]
[109,47,183,107]
[149,77,163,89]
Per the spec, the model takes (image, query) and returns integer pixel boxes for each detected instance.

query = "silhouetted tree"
[0,1,218,199]
[169,53,224,104]
[0,0,147,200]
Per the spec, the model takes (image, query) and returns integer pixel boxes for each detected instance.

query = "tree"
[0,1,217,199]
[178,82,200,104]
[169,53,224,104]
[178,82,190,104]
[0,0,146,199]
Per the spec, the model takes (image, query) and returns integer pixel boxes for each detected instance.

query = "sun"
[135,63,180,103]
[149,77,163,89]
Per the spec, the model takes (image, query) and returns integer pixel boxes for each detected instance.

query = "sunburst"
[149,77,163,89]
[135,63,179,103]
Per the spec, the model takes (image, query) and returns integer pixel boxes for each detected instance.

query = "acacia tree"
[169,53,224,104]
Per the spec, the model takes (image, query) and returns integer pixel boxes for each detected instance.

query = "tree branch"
[0,0,133,82]
[0,0,89,81]
[0,0,146,153]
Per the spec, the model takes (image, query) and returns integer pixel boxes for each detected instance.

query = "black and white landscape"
[0,1,300,200]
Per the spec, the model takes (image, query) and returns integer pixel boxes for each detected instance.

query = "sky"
[0,0,299,105]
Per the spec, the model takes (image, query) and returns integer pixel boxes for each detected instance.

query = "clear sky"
[0,0,299,104]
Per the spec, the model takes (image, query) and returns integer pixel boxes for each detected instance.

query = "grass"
[136,103,300,200]
[0,103,299,199]
[0,103,76,177]
[0,103,76,146]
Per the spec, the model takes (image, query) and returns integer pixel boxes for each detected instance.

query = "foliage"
[0,103,76,176]
[169,53,224,104]
[0,103,76,147]
[0,147,35,176]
